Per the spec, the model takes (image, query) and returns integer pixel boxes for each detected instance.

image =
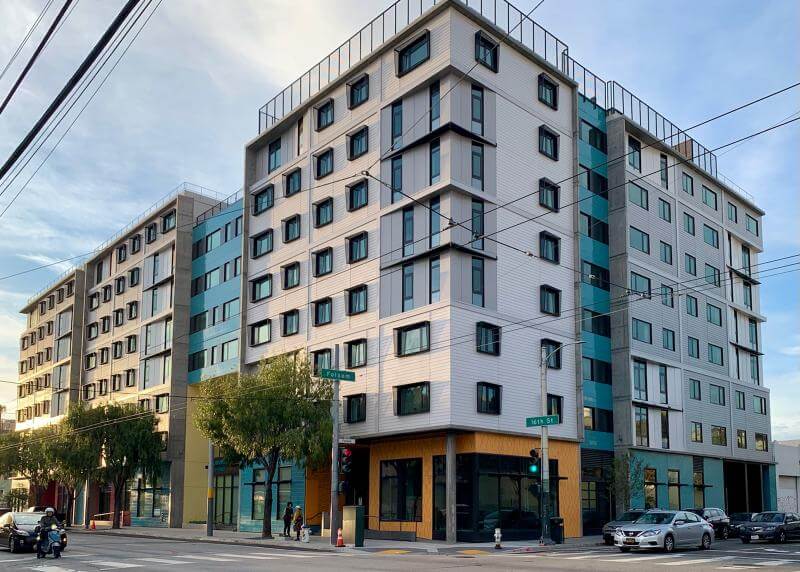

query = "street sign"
[339,438,356,445]
[320,368,355,381]
[526,415,560,427]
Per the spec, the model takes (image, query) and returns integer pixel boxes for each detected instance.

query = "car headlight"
[640,529,660,537]
[614,527,623,535]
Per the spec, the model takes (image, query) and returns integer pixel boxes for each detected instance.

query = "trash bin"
[550,517,564,544]
[342,505,365,547]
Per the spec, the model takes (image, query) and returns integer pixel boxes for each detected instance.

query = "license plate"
[751,534,759,540]
[624,538,637,544]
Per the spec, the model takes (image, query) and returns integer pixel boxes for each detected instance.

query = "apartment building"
[242,0,583,541]
[607,112,772,515]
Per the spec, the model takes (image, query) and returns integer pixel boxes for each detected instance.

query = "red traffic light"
[343,447,353,458]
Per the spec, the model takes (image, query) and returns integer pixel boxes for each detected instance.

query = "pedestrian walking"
[282,501,293,537]
[292,505,304,541]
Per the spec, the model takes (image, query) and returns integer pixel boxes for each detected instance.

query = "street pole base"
[539,538,555,546]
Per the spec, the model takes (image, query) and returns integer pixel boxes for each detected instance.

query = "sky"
[0,0,797,435]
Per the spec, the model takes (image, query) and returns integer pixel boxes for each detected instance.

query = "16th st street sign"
[320,368,355,382]
[526,415,560,427]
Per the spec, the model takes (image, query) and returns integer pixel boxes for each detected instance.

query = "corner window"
[538,73,558,109]
[476,322,500,355]
[474,30,498,71]
[396,322,430,356]
[348,74,369,109]
[476,382,501,414]
[348,126,369,160]
[345,394,366,423]
[538,125,559,160]
[628,137,641,171]
[315,148,333,179]
[396,31,429,76]
[316,99,333,130]
[395,382,430,415]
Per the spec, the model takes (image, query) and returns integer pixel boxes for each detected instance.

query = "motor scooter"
[35,524,64,559]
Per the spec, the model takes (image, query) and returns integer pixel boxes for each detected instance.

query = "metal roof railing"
[195,189,243,225]
[23,182,223,308]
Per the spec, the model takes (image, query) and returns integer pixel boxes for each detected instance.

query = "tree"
[194,354,332,538]
[17,427,57,505]
[608,452,645,513]
[49,403,103,526]
[92,403,164,529]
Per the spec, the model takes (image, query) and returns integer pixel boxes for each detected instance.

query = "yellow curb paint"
[377,549,411,555]
[459,549,490,555]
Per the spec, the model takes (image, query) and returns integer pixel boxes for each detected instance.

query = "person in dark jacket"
[282,502,293,537]
[37,508,61,558]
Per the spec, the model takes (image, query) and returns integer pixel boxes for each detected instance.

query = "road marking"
[84,562,143,569]
[137,557,192,564]
[717,567,756,570]
[376,549,410,555]
[27,566,77,572]
[459,549,491,555]
[173,554,236,561]
[598,554,685,562]
[565,554,605,559]
[251,551,326,558]
[753,561,791,566]
[213,553,279,560]
[658,557,736,566]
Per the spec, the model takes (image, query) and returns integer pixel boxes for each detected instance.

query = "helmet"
[45,507,55,515]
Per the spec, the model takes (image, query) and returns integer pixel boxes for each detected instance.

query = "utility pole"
[539,344,552,546]
[206,440,214,536]
[329,344,340,545]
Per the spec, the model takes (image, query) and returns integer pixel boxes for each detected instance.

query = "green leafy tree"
[608,452,645,513]
[2,488,29,511]
[194,355,332,538]
[92,403,164,529]
[16,427,57,505]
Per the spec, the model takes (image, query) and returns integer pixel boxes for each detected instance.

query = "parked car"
[602,510,647,545]
[685,507,731,539]
[728,512,755,537]
[740,512,800,544]
[614,510,713,553]
[0,512,68,553]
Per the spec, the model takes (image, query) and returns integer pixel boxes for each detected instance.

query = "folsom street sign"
[320,368,355,382]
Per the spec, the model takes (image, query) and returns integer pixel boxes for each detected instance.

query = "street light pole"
[329,344,340,545]
[539,340,584,545]
[206,439,214,537]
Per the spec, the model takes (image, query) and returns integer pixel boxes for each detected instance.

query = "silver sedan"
[614,510,714,553]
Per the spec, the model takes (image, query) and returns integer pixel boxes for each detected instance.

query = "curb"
[72,529,340,553]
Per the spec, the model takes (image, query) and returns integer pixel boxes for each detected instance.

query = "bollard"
[494,528,502,549]
[336,527,345,547]
[90,520,96,530]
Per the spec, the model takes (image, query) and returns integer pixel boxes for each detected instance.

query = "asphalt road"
[3,534,800,571]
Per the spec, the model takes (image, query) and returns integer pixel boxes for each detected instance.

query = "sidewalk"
[73,525,603,554]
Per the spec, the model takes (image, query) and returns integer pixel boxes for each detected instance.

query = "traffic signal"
[528,448,540,476]
[339,447,354,495]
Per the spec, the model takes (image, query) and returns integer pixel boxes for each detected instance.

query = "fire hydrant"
[494,528,502,549]
[301,526,310,543]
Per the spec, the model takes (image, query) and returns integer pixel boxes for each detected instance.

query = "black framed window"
[380,459,422,521]
[251,274,272,301]
[540,285,561,315]
[316,99,333,130]
[348,232,368,262]
[471,143,484,189]
[282,262,300,289]
[583,357,611,384]
[429,81,440,130]
[538,73,558,109]
[347,179,368,211]
[314,298,332,326]
[314,247,333,276]
[538,126,559,160]
[541,339,562,369]
[391,155,403,202]
[253,186,273,215]
[311,349,331,375]
[348,74,369,109]
[539,178,559,211]
[539,231,560,263]
[581,260,609,290]
[285,168,301,196]
[268,138,281,172]
[402,263,414,312]
[281,310,299,336]
[283,214,301,242]
[429,139,440,184]
[348,126,369,159]
[632,318,652,343]
[314,198,333,227]
[546,394,563,421]
[346,393,366,423]
[396,30,429,76]
[579,119,606,152]
[315,148,333,179]
[474,30,498,71]
[582,309,610,337]
[476,382,501,414]
[471,257,484,307]
[395,382,430,416]
[476,322,500,355]
[402,207,414,256]
[580,213,608,244]
[628,136,641,171]
[396,322,430,356]
[471,85,484,135]
[252,229,273,258]
[346,284,368,315]
[346,339,367,368]
[629,226,650,254]
[250,319,271,346]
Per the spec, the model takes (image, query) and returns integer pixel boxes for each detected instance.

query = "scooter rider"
[37,508,61,558]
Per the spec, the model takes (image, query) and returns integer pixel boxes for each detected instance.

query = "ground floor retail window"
[644,468,657,509]
[251,466,291,521]
[215,472,239,526]
[581,481,598,510]
[128,476,169,522]
[380,458,422,521]
[693,471,705,507]
[668,469,680,510]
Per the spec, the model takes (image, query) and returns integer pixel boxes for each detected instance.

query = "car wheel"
[664,534,675,553]
[619,547,631,553]
[721,526,729,540]
[778,530,787,544]
[701,533,712,550]
[741,537,750,544]
[7,536,16,554]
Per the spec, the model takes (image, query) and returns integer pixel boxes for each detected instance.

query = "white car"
[614,510,714,552]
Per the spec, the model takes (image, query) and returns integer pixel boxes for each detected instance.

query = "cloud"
[781,346,800,357]
[16,253,78,275]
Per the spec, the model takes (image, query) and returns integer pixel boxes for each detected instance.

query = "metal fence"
[195,188,243,225]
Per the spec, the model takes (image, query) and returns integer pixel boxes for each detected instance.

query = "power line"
[0,0,75,116]
[0,0,56,82]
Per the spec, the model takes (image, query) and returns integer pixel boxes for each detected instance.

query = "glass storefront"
[214,471,239,527]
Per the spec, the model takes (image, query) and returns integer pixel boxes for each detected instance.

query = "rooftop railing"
[257,0,569,133]
[24,182,224,308]
[195,189,243,225]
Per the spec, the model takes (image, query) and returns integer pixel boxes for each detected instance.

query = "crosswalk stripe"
[659,557,736,566]
[137,557,192,564]
[213,553,279,560]
[28,566,77,572]
[565,554,604,559]
[598,554,685,562]
[754,561,791,566]
[251,552,325,558]
[173,554,237,561]
[84,562,143,569]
